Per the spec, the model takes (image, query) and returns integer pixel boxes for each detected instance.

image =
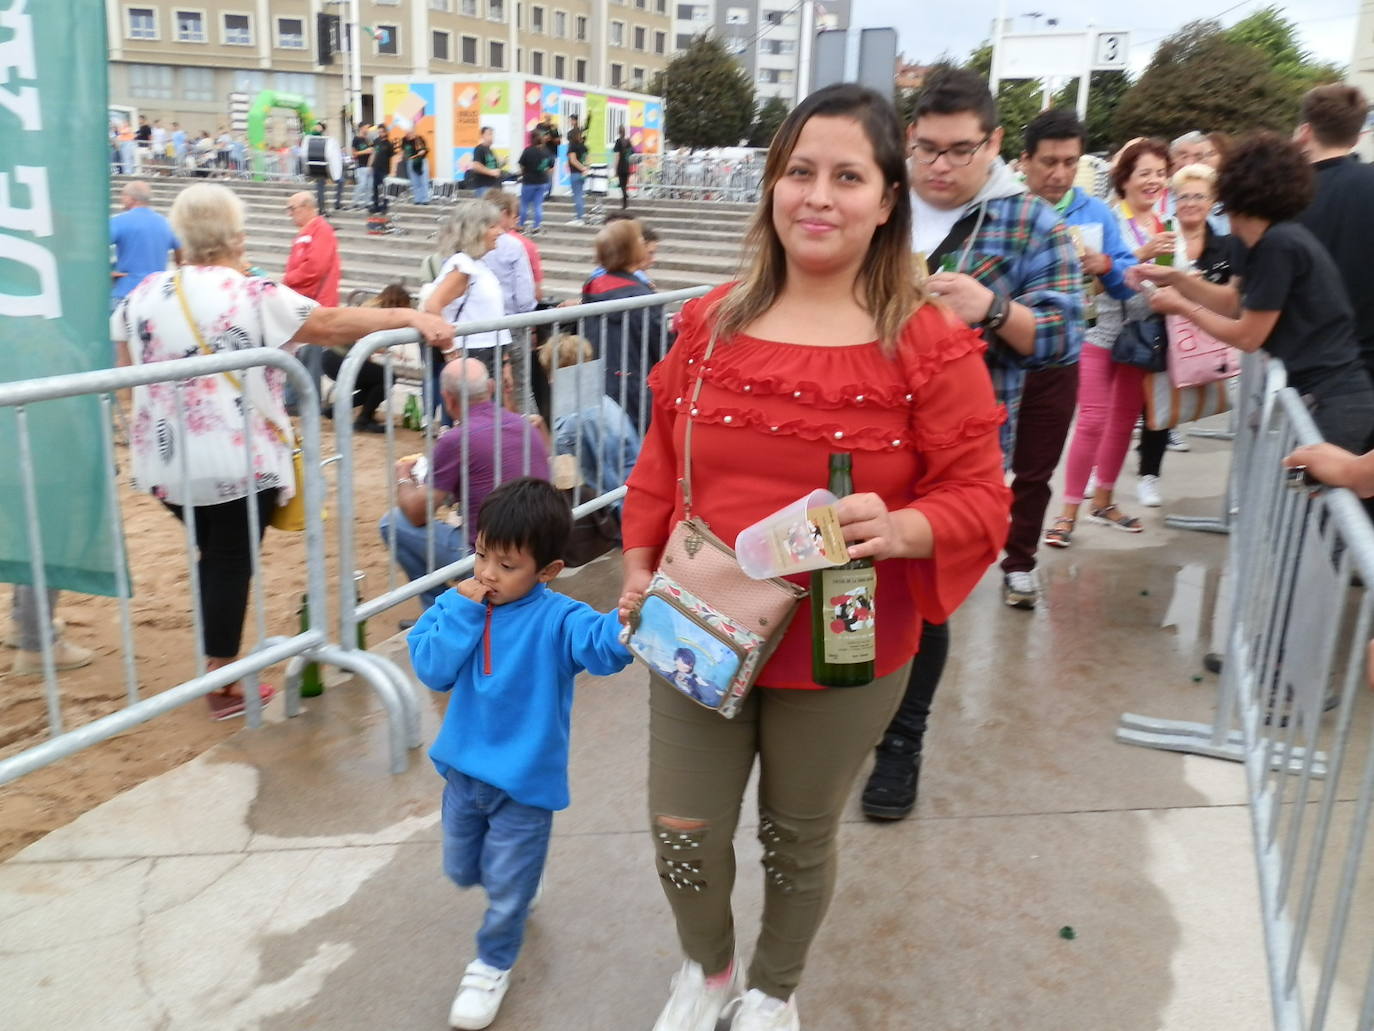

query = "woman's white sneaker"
[726,988,801,1031]
[652,956,744,1031]
[448,959,510,1030]
[1136,474,1162,508]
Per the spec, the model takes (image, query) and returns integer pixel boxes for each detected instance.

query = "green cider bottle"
[298,593,323,697]
[1156,217,1176,268]
[810,453,877,687]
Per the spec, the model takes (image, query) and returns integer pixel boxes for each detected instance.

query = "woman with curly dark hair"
[1136,132,1374,452]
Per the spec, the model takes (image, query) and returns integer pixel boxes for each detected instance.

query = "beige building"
[107,0,672,134]
[1353,2,1374,161]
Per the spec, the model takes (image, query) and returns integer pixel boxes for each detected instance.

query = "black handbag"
[552,455,620,567]
[1111,311,1168,372]
[562,490,620,567]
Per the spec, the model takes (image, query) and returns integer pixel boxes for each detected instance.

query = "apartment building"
[671,0,847,103]
[1352,3,1374,160]
[107,0,672,132]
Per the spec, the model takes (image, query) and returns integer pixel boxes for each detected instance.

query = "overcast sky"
[854,0,1364,75]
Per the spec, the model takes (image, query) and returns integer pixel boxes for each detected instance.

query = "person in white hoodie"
[861,68,1083,822]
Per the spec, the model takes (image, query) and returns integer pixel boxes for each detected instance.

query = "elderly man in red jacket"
[283,192,342,413]
[284,192,340,304]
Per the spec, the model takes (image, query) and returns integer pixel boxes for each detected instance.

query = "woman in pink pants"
[1044,138,1174,548]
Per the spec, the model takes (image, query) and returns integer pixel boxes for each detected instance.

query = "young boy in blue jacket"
[408,477,633,1030]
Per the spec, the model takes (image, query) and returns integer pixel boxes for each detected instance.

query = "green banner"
[0,0,119,596]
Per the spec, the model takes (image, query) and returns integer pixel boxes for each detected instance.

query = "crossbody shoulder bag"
[623,332,806,718]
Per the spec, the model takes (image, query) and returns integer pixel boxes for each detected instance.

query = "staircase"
[110,174,756,302]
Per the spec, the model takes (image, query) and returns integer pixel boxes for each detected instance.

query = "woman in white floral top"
[111,183,455,719]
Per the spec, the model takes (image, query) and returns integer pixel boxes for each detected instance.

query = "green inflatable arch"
[246,90,315,180]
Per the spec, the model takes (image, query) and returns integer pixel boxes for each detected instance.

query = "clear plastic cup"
[735,489,843,580]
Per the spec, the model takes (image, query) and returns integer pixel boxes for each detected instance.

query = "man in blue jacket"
[1003,109,1137,609]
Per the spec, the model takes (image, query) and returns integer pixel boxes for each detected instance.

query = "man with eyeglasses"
[861,68,1082,824]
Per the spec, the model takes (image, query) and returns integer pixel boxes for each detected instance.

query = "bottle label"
[818,567,876,664]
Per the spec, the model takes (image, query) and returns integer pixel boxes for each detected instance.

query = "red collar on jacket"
[584,270,643,296]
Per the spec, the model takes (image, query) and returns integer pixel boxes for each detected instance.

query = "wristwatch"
[980,291,1010,332]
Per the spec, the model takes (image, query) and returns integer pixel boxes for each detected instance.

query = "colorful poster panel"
[381,81,437,176]
[522,80,544,146]
[628,99,663,156]
[643,100,663,155]
[452,80,480,177]
[456,80,516,175]
[542,83,561,122]
[584,92,608,164]
[453,80,514,176]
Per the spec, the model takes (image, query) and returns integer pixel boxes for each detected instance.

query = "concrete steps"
[112,173,750,300]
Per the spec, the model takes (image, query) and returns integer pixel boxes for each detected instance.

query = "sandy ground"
[0,417,435,860]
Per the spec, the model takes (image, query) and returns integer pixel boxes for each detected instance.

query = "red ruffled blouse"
[622,284,1012,690]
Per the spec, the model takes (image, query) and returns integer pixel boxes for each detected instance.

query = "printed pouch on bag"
[624,572,766,715]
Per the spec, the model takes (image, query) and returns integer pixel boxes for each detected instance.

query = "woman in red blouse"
[618,84,1009,1031]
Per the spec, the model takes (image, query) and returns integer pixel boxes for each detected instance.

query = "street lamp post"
[322,0,364,134]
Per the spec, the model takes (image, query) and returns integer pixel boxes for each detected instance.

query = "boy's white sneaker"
[726,988,801,1031]
[449,959,510,1030]
[651,955,744,1031]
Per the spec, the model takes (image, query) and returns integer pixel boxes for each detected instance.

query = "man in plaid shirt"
[862,68,1084,823]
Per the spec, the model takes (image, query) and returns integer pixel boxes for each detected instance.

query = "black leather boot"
[861,732,923,821]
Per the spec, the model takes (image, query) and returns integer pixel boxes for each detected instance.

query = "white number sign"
[1093,32,1129,70]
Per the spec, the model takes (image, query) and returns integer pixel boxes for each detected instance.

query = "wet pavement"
[0,432,1315,1029]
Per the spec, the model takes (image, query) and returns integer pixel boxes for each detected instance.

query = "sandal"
[1088,504,1144,533]
[1042,517,1075,549]
[207,682,277,721]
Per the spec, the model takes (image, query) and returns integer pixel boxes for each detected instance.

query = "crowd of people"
[113,111,639,225]
[110,116,244,176]
[37,70,1374,1031]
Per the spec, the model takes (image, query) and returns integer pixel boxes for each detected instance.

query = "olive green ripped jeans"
[648,662,910,1001]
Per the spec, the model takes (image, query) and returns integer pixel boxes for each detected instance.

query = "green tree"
[960,45,1044,159]
[1051,71,1131,154]
[1112,21,1295,141]
[896,87,918,127]
[656,36,755,149]
[1224,6,1345,95]
[748,96,791,149]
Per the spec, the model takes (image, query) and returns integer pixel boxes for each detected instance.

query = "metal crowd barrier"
[1118,361,1374,1027]
[0,349,418,785]
[633,153,764,203]
[329,288,708,655]
[111,150,310,182]
[1165,354,1270,536]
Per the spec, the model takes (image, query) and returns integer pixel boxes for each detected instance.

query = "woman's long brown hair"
[709,83,926,354]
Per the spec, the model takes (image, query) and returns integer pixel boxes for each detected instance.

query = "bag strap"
[174,269,293,449]
[679,323,718,519]
[926,209,981,276]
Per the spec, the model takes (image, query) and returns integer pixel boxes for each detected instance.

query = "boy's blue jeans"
[442,768,553,970]
[518,183,545,228]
